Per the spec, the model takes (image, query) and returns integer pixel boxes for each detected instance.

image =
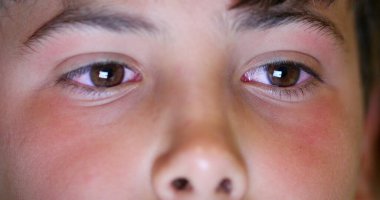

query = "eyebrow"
[232,0,345,43]
[236,10,344,42]
[233,0,336,9]
[23,6,160,48]
[22,0,344,49]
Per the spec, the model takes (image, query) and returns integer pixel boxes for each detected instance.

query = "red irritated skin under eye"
[0,0,367,200]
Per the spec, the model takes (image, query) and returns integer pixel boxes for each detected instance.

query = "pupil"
[267,63,300,87]
[90,63,125,87]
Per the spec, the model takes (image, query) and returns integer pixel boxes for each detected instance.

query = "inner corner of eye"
[241,70,255,82]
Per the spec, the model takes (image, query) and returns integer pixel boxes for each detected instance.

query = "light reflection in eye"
[99,71,110,79]
[273,70,283,78]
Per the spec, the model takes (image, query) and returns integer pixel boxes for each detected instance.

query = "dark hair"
[355,1,380,197]
[356,0,380,104]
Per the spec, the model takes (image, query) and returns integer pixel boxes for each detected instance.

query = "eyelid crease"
[266,80,319,102]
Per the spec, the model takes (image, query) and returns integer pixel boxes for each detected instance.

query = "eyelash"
[242,60,323,102]
[265,80,319,101]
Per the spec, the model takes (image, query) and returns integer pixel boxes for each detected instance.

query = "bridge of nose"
[149,43,248,199]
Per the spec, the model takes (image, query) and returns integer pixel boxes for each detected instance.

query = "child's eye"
[241,61,323,102]
[63,62,140,88]
[57,61,142,103]
[241,61,315,87]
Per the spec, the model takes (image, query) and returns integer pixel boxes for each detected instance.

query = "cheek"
[239,93,362,199]
[3,93,158,199]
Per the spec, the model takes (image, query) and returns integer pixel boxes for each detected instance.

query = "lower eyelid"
[247,79,320,103]
[57,79,140,105]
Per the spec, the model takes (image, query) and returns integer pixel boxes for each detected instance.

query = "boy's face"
[0,0,367,199]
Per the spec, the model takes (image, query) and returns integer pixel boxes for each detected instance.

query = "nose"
[152,126,247,200]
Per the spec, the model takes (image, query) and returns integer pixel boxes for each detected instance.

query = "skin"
[0,0,374,199]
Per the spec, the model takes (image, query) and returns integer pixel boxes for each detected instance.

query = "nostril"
[216,178,233,194]
[172,178,192,192]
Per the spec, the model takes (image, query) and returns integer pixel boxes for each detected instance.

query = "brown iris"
[90,62,125,87]
[267,63,300,87]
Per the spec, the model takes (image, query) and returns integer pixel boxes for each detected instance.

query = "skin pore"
[0,0,372,199]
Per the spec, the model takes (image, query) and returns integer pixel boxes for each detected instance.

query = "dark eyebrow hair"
[23,5,159,48]
[231,0,344,43]
[0,0,28,10]
[21,0,344,50]
[235,10,344,41]
[232,0,336,10]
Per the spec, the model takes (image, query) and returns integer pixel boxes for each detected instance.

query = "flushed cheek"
[241,96,361,199]
[32,144,150,199]
[5,96,157,199]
